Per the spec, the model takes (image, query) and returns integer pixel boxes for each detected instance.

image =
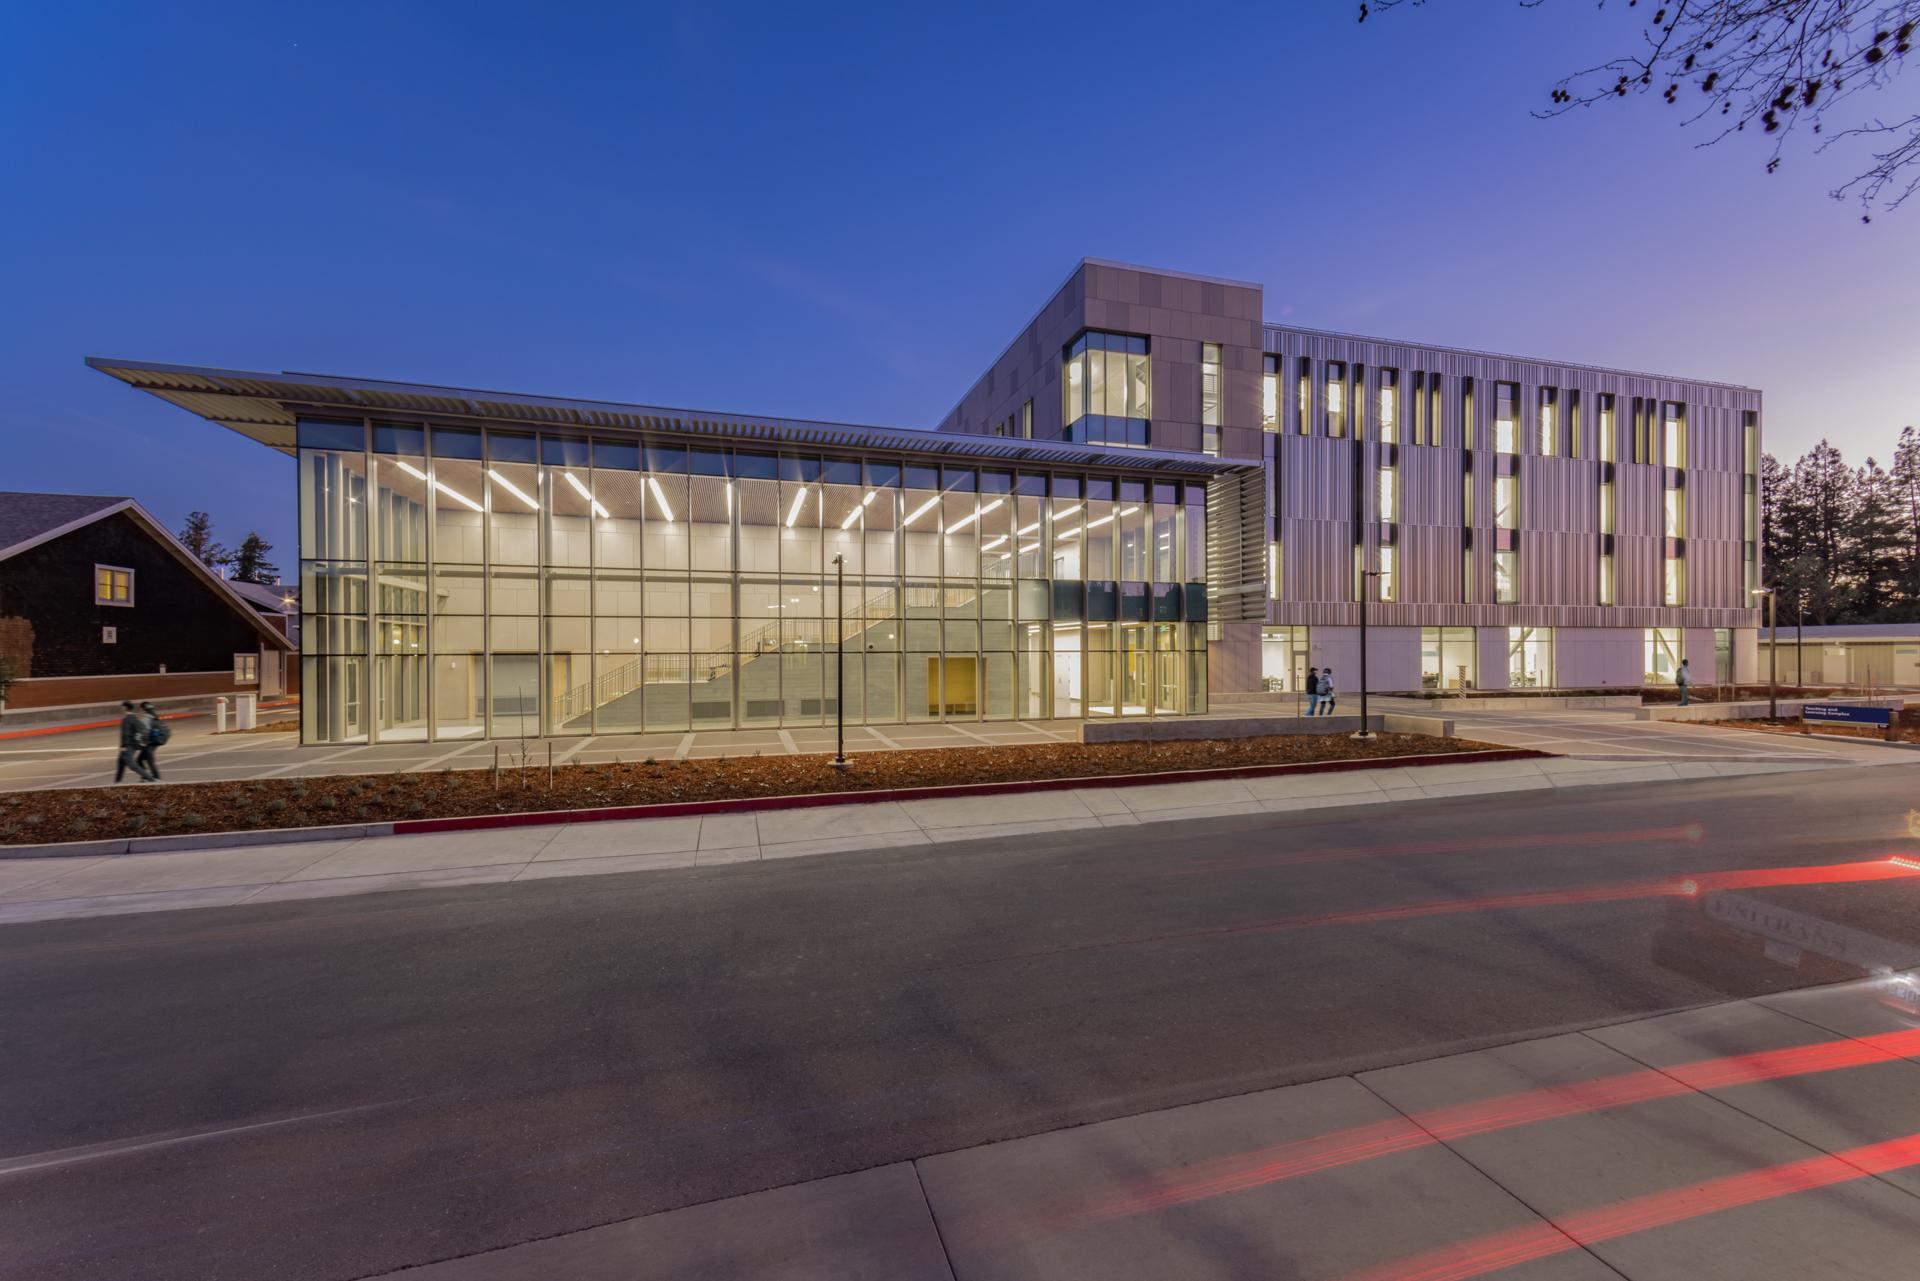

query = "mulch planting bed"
[0,732,1499,847]
[1712,708,1920,745]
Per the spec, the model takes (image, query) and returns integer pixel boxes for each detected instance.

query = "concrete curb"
[0,749,1548,858]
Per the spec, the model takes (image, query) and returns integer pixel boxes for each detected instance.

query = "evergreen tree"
[1891,425,1920,611]
[1846,459,1906,621]
[177,511,229,570]
[229,533,279,585]
[1793,441,1857,624]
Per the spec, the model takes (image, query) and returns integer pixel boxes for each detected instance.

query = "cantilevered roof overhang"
[87,357,1252,478]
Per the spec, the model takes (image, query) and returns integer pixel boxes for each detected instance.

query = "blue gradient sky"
[3,1,1915,564]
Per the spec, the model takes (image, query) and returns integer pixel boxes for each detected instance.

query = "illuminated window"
[1296,357,1312,434]
[1421,627,1477,689]
[1410,371,1426,445]
[1597,393,1616,462]
[1377,466,1398,522]
[1326,362,1347,437]
[1508,626,1553,688]
[95,564,134,606]
[1599,553,1615,605]
[1494,476,1518,529]
[1461,376,1475,450]
[1664,555,1684,606]
[234,652,259,682]
[1494,382,1518,454]
[1645,627,1682,683]
[1378,545,1396,602]
[1267,541,1280,599]
[1061,331,1150,446]
[1262,354,1279,431]
[1378,368,1398,443]
[1537,388,1557,456]
[1493,549,1517,603]
[1662,402,1687,468]
[1427,372,1443,447]
[1599,481,1615,534]
[1201,342,1222,456]
[1664,487,1685,539]
[1565,389,1581,457]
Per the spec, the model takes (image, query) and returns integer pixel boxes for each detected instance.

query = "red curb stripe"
[0,699,298,742]
[389,748,1551,837]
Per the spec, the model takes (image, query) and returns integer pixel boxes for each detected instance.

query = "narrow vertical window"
[1565,389,1582,458]
[1493,549,1517,603]
[1378,368,1399,444]
[1428,373,1443,448]
[1494,382,1519,455]
[1296,357,1312,435]
[1378,544,1396,602]
[1377,464,1398,522]
[1598,393,1616,462]
[1599,553,1615,605]
[1021,399,1033,439]
[1261,354,1278,431]
[1662,402,1686,469]
[1326,361,1347,437]
[1461,376,1475,451]
[1201,342,1223,458]
[1537,387,1557,456]
[1410,371,1426,445]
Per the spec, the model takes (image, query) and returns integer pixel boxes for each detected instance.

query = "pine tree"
[1846,459,1906,621]
[1793,441,1857,624]
[1891,425,1920,614]
[177,511,230,570]
[229,533,280,585]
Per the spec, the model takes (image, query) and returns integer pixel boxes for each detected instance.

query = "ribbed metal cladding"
[1207,467,1269,623]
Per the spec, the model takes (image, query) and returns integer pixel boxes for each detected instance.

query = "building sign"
[101,626,116,644]
[1803,703,1891,727]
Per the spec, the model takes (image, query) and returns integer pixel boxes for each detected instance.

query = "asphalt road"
[4,766,1919,1280]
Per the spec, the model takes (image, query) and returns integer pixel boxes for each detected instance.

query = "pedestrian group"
[115,700,170,782]
[1303,667,1336,716]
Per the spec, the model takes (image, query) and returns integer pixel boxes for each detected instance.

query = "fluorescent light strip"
[1017,521,1040,536]
[395,461,483,513]
[563,471,609,518]
[487,469,539,511]
[946,497,1003,534]
[647,476,675,522]
[1019,543,1040,554]
[840,489,878,531]
[785,486,810,528]
[903,494,940,527]
[1084,514,1114,530]
[981,535,1009,552]
[1052,503,1082,520]
[1056,526,1082,540]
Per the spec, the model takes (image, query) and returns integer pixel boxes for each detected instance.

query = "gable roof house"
[0,492,295,718]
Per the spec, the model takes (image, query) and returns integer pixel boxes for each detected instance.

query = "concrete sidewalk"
[377,972,1920,1280]
[0,753,1856,926]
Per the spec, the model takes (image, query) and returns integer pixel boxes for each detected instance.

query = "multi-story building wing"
[92,258,1760,744]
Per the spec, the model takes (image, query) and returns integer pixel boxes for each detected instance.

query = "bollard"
[215,696,228,734]
[236,691,257,730]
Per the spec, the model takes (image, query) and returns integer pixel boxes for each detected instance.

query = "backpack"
[146,718,171,746]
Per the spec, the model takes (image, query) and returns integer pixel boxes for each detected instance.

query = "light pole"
[830,554,849,768]
[1752,586,1777,720]
[1353,566,1382,740]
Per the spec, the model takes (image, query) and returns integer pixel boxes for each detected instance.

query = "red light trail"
[1334,1131,1920,1281]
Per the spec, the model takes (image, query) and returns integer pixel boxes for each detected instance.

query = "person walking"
[135,700,168,780]
[114,700,152,783]
[1319,668,1337,716]
[1304,667,1321,716]
[1676,658,1691,707]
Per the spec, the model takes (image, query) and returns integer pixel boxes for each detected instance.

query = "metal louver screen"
[1205,467,1268,623]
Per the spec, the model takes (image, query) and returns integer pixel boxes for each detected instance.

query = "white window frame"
[95,564,135,607]
[234,652,259,682]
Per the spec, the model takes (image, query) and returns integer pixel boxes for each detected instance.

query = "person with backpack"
[114,700,153,783]
[1675,658,1691,707]
[1319,668,1337,715]
[1304,667,1321,716]
[136,700,169,780]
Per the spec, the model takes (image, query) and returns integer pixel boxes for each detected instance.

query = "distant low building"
[0,492,297,715]
[1756,624,1920,689]
[228,579,301,645]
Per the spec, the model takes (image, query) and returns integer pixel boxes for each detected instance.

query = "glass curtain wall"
[297,418,1208,742]
[1421,626,1477,690]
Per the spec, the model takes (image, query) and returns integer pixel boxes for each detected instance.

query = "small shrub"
[125,814,148,832]
[407,800,426,817]
[318,795,339,811]
[181,814,205,830]
[354,806,372,821]
[644,757,656,766]
[265,798,288,815]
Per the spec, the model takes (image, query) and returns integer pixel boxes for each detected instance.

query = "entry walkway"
[375,974,1920,1279]
[0,752,1865,926]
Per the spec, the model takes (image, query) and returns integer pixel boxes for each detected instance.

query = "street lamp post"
[1353,567,1382,741]
[830,554,849,768]
[1752,586,1777,720]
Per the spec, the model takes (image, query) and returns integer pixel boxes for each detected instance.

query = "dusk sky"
[4,1,1915,566]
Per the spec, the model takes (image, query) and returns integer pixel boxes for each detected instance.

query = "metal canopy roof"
[87,357,1251,478]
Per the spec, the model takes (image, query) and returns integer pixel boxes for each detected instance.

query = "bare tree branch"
[1360,0,1919,219]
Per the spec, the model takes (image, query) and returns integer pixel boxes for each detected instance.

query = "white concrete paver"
[0,752,1911,926]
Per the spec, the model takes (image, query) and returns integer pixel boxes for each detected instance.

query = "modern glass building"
[92,257,1764,742]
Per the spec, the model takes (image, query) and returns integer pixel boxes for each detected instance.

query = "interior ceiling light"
[563,471,610,518]
[487,469,539,511]
[396,460,482,513]
[786,487,810,528]
[646,476,675,522]
[903,494,941,527]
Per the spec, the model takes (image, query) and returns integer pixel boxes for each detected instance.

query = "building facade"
[92,258,1762,743]
[938,260,1764,696]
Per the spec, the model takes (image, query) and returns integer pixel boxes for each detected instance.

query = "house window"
[95,564,134,606]
[235,653,259,682]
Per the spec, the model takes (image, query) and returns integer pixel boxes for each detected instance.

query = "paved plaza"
[0,698,1912,794]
